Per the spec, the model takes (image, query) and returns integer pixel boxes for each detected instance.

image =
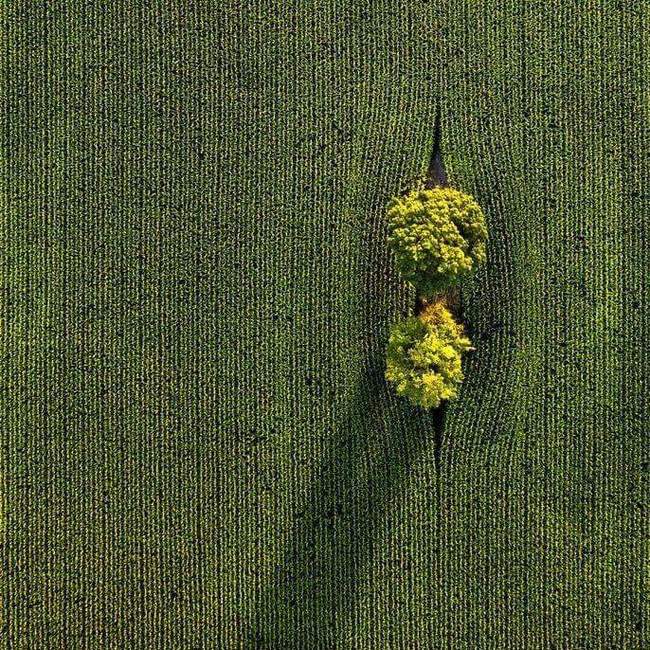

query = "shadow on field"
[249,182,445,646]
[249,358,444,648]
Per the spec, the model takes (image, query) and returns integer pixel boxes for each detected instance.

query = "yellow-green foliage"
[387,187,487,297]
[385,302,473,409]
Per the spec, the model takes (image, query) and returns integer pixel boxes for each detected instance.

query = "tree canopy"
[387,187,487,297]
[385,301,473,409]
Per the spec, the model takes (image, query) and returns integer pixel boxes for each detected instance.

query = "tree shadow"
[248,110,450,648]
[249,353,445,648]
[249,231,447,647]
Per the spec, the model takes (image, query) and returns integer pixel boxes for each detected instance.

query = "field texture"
[2,1,648,648]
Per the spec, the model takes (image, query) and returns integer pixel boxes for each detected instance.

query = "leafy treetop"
[387,187,487,297]
[385,301,473,409]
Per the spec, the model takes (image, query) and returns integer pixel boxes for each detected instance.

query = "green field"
[2,1,647,647]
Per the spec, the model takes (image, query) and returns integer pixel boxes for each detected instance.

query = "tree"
[385,301,473,409]
[387,187,487,297]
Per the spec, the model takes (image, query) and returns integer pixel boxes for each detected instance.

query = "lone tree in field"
[385,110,487,410]
[386,186,487,298]
[385,301,472,409]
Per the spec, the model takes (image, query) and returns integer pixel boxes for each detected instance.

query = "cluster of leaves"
[385,184,487,409]
[386,187,487,297]
[386,302,472,409]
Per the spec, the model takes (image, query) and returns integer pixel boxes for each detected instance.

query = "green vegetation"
[387,187,487,297]
[386,301,472,408]
[385,183,486,409]
[1,2,646,649]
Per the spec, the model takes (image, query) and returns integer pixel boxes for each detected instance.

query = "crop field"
[1,1,647,648]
